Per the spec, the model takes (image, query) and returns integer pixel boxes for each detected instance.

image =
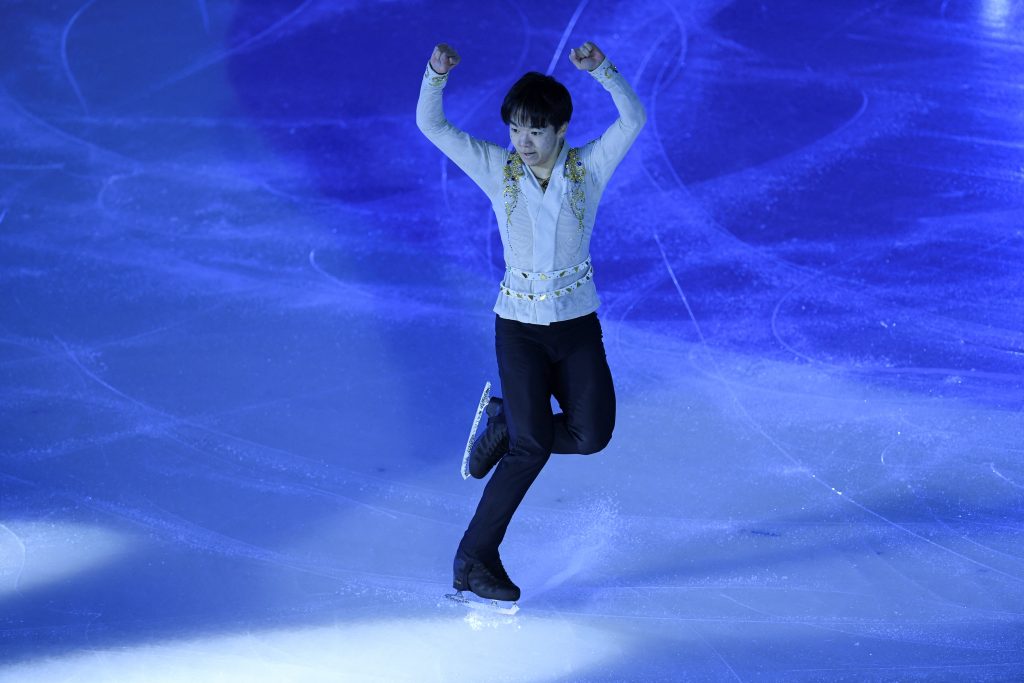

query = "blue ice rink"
[1,0,1022,681]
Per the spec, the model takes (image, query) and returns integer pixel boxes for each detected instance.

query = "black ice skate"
[446,547,520,614]
[468,397,508,479]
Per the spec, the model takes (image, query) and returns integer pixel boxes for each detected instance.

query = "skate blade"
[460,381,491,480]
[445,591,520,615]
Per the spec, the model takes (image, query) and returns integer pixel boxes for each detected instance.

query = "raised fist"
[430,43,461,75]
[568,41,605,71]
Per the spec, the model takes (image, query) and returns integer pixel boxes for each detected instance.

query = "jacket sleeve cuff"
[424,62,449,88]
[587,57,619,84]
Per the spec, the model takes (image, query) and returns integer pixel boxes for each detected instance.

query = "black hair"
[500,71,572,130]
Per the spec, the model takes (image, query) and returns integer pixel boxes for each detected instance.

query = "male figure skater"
[416,40,645,603]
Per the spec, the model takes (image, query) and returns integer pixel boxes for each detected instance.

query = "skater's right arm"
[416,44,505,194]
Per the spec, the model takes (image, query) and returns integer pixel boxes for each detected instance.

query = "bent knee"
[577,430,613,455]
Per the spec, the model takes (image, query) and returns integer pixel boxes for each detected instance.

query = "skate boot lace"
[480,421,508,450]
[487,554,513,585]
[470,421,509,478]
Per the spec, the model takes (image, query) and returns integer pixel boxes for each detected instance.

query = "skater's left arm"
[569,41,647,185]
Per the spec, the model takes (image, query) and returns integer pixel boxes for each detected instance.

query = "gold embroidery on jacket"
[503,152,525,254]
[564,147,586,250]
[504,148,586,255]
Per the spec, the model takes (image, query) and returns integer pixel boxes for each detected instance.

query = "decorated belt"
[505,257,591,281]
[499,264,594,302]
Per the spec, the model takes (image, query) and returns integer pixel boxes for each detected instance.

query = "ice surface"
[1,0,1022,681]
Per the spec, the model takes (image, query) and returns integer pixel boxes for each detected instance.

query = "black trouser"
[458,311,616,558]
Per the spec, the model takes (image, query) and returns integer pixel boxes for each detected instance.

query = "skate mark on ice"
[807,0,891,55]
[634,3,687,100]
[55,335,154,413]
[879,431,900,465]
[96,169,144,211]
[690,623,746,682]
[717,588,1021,651]
[636,11,819,287]
[196,0,210,34]
[14,475,434,591]
[903,479,1024,565]
[609,272,676,384]
[308,248,458,317]
[51,336,445,520]
[602,12,697,383]
[0,523,28,594]
[654,211,1024,583]
[0,83,134,166]
[605,583,873,600]
[61,0,100,114]
[638,0,873,268]
[989,462,1024,490]
[955,530,1024,564]
[527,595,1024,653]
[439,155,451,219]
[768,227,1024,375]
[161,432,406,522]
[308,248,375,302]
[543,0,590,76]
[5,376,465,514]
[113,0,317,108]
[654,231,705,342]
[0,163,64,172]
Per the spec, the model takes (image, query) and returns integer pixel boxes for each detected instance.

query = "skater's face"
[509,118,567,170]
